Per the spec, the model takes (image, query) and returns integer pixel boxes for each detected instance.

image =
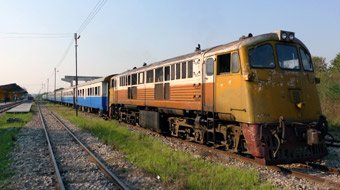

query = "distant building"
[0,83,28,102]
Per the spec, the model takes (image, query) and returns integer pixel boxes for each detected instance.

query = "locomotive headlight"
[288,33,294,40]
[276,30,295,41]
[296,102,304,109]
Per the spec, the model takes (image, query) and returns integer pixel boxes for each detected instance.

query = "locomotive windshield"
[276,44,300,70]
[248,43,314,71]
[248,44,275,68]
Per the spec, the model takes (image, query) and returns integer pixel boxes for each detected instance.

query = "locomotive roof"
[117,31,306,76]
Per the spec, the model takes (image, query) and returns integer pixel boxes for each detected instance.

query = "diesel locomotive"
[108,30,327,164]
[47,30,328,165]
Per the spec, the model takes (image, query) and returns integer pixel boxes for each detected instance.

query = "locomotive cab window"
[248,44,275,68]
[231,52,240,73]
[111,79,114,87]
[206,58,214,76]
[217,53,231,74]
[300,48,313,71]
[276,44,300,70]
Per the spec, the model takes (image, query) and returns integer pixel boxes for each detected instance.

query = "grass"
[0,112,33,185]
[328,121,340,140]
[49,104,272,190]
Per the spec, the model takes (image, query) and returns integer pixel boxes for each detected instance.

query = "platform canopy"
[61,75,102,86]
[0,83,27,93]
[0,83,27,101]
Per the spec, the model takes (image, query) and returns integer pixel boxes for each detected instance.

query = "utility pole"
[54,68,57,101]
[47,78,49,97]
[74,33,80,116]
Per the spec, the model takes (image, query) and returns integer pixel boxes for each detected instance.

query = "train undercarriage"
[110,104,328,165]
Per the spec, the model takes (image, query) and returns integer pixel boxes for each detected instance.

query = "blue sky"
[1,0,339,93]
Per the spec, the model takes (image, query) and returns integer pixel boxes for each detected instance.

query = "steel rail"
[148,127,340,189]
[0,101,23,113]
[37,104,65,190]
[47,102,340,189]
[305,162,340,175]
[49,110,129,190]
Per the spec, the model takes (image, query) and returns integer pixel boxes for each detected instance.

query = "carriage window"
[111,79,114,87]
[146,70,154,83]
[248,44,275,68]
[276,44,300,70]
[171,64,175,80]
[182,62,187,79]
[132,73,137,85]
[138,72,144,84]
[217,53,231,74]
[98,86,101,95]
[176,63,181,79]
[95,87,98,96]
[155,67,163,82]
[231,52,240,73]
[300,48,313,71]
[165,66,170,81]
[128,75,131,85]
[206,58,214,76]
[188,60,193,78]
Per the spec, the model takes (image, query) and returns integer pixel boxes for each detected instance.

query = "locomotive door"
[214,51,245,117]
[202,57,215,112]
[109,78,118,104]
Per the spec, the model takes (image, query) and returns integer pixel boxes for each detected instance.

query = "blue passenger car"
[59,77,111,113]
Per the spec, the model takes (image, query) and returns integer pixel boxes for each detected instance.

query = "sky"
[1,0,339,93]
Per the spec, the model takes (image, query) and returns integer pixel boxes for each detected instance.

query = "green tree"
[312,56,327,73]
[330,53,340,73]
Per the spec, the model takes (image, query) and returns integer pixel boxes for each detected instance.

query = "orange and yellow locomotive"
[108,30,327,164]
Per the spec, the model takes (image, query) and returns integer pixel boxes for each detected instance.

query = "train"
[45,30,328,165]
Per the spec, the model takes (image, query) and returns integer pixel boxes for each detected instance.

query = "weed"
[50,104,272,189]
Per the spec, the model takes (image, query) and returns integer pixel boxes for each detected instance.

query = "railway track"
[181,137,340,189]
[37,104,129,190]
[125,121,340,189]
[48,103,340,189]
[326,139,340,148]
[0,101,22,114]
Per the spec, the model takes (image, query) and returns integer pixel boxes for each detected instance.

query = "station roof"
[62,75,102,83]
[0,83,27,93]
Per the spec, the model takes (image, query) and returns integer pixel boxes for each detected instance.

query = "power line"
[55,38,74,68]
[0,32,72,38]
[0,36,71,39]
[0,32,71,35]
[77,0,107,34]
[46,0,108,88]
